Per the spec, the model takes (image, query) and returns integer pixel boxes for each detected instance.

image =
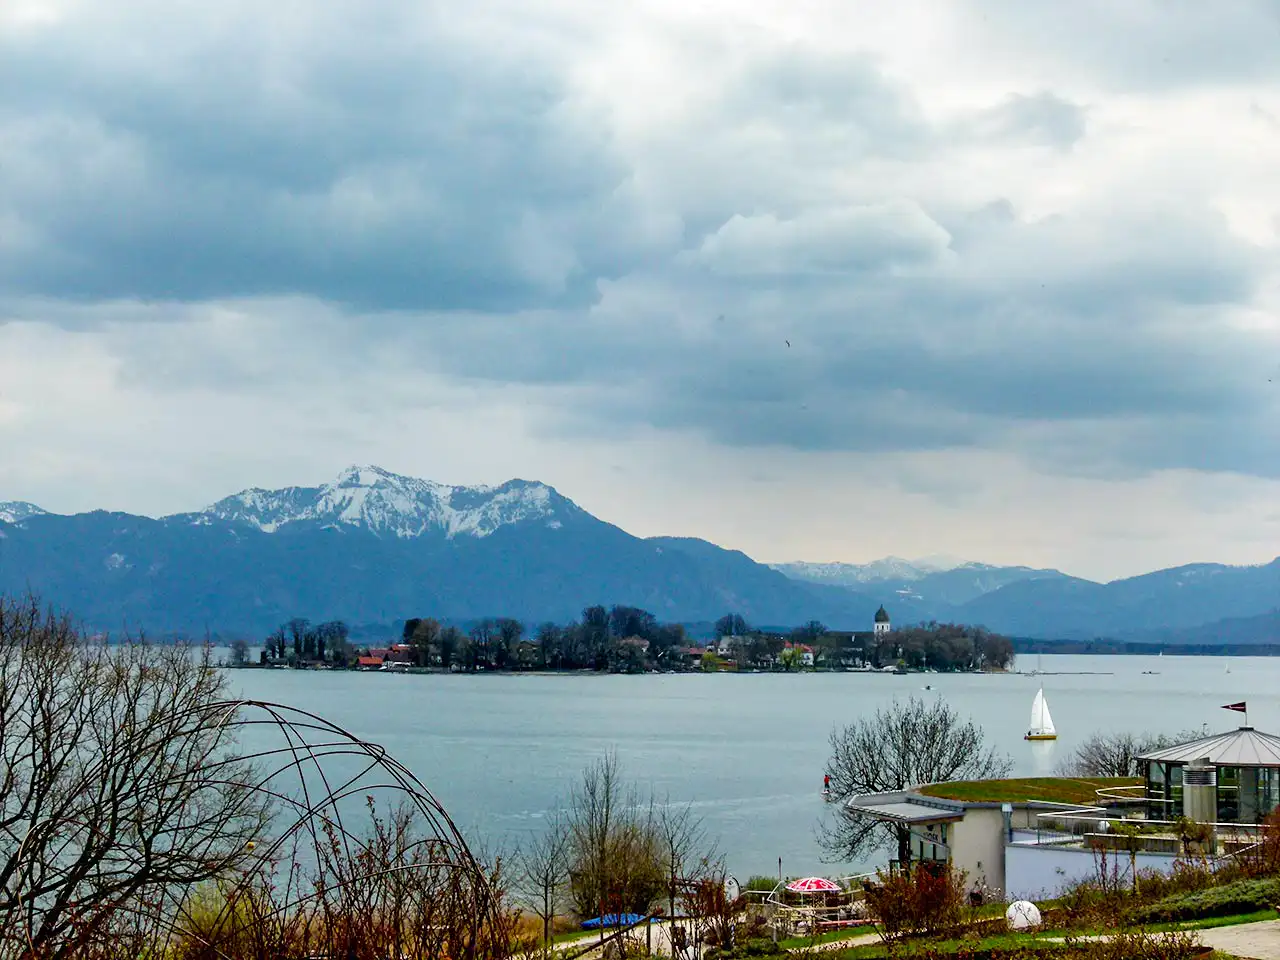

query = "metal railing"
[1027,784,1267,854]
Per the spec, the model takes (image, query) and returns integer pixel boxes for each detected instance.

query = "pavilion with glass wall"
[1139,726,1280,824]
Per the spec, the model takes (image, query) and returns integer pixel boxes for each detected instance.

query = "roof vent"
[1185,757,1216,787]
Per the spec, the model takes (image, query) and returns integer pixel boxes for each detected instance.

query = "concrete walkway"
[549,921,883,957]
[793,931,882,952]
[1197,920,1280,960]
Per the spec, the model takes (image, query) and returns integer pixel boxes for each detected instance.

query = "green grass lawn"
[917,777,1141,806]
[821,928,1075,959]
[551,928,598,945]
[1160,908,1279,931]
[809,909,1274,958]
[777,925,877,949]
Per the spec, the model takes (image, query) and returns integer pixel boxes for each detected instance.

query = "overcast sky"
[2,0,1279,582]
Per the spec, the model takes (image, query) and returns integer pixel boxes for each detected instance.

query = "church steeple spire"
[873,605,891,636]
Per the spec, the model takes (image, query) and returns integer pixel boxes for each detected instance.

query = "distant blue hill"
[0,467,883,635]
[1,466,1275,642]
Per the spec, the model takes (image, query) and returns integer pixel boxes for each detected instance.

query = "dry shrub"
[1132,859,1215,903]
[171,877,303,960]
[301,801,517,960]
[1236,808,1280,878]
[1059,844,1150,927]
[159,801,519,960]
[871,930,1203,960]
[681,867,746,949]
[863,864,968,942]
[1065,929,1204,960]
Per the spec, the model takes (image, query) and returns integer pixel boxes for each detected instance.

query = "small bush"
[1084,929,1204,960]
[1058,848,1135,927]
[742,875,781,893]
[1132,860,1215,902]
[704,936,786,960]
[863,864,968,941]
[855,930,1204,960]
[1130,875,1280,924]
[1236,808,1280,878]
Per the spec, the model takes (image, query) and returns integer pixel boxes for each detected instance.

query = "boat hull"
[1024,734,1057,741]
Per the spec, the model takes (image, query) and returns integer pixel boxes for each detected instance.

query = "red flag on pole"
[1222,702,1247,713]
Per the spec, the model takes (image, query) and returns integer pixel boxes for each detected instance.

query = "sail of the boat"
[1029,687,1056,737]
[1039,690,1056,736]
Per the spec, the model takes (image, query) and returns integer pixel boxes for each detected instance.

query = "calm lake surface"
[218,654,1280,880]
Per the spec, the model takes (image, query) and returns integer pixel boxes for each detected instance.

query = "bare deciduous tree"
[1057,727,1209,778]
[656,800,709,923]
[820,697,1011,864]
[0,594,271,958]
[564,754,665,921]
[680,862,742,955]
[520,813,569,958]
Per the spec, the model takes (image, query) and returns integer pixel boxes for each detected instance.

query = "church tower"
[873,605,891,637]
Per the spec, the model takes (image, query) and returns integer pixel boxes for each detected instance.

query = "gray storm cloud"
[0,0,1277,495]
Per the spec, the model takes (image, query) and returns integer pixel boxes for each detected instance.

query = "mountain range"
[1,465,1277,642]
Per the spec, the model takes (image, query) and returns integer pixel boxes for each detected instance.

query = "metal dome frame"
[112,698,511,960]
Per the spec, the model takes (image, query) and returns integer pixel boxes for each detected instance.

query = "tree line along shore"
[228,607,1016,674]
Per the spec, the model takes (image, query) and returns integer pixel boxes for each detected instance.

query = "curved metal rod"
[143,698,511,958]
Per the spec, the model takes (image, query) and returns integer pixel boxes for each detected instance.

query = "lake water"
[218,653,1280,881]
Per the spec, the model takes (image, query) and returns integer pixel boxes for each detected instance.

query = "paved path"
[794,931,881,952]
[549,922,882,957]
[1197,920,1280,960]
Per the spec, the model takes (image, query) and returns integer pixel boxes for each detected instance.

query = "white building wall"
[948,808,1007,896]
[1004,843,1178,901]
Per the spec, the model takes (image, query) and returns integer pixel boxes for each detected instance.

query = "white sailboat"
[1025,686,1057,741]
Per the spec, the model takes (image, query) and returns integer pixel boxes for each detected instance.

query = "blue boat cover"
[581,913,645,929]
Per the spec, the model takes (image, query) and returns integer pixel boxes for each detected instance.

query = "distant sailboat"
[1025,686,1057,741]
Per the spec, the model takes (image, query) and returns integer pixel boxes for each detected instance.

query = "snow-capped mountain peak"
[0,501,47,524]
[188,466,576,539]
[770,556,963,586]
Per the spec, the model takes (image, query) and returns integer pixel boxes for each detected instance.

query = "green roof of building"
[917,777,1141,806]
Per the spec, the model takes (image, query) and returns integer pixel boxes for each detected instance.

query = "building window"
[1218,766,1240,823]
[1258,768,1279,819]
[1169,764,1184,818]
[1147,762,1167,819]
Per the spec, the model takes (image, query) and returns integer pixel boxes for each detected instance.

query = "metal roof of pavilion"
[844,792,965,824]
[1138,727,1280,767]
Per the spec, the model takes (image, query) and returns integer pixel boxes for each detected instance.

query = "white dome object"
[1006,901,1042,930]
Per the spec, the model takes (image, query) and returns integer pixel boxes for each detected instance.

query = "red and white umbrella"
[786,877,841,894]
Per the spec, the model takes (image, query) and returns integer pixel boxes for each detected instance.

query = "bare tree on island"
[820,697,1011,866]
[714,613,750,638]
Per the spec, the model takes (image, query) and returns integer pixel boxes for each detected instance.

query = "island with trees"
[236,606,1016,675]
